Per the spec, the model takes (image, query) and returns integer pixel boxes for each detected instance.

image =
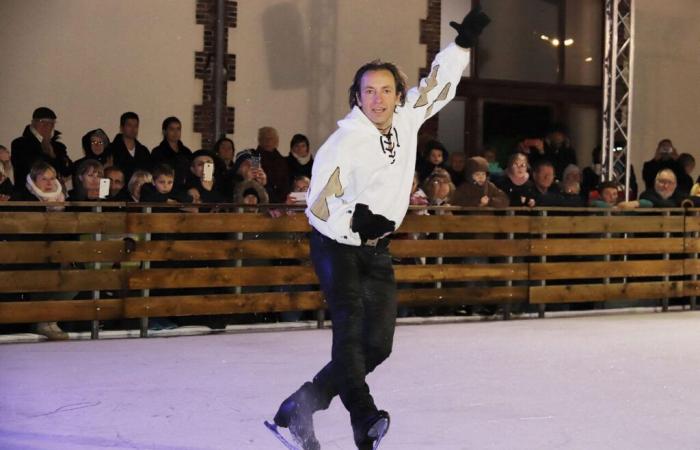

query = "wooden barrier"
[0,203,698,336]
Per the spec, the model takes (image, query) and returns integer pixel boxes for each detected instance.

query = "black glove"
[450,5,491,49]
[351,203,395,241]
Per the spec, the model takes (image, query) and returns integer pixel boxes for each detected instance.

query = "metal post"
[604,210,612,301]
[691,211,699,310]
[602,0,635,199]
[538,210,547,319]
[91,205,102,339]
[140,206,152,337]
[504,210,515,321]
[662,210,671,312]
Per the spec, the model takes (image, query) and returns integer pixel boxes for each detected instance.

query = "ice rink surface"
[2,311,700,450]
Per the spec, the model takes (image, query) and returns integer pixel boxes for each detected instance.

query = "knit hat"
[465,156,489,177]
[233,149,254,173]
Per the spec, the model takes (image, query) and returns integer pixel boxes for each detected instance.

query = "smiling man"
[267,7,490,450]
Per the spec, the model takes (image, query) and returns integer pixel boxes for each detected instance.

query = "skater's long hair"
[348,60,408,109]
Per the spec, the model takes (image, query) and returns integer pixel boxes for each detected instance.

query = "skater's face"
[357,69,401,131]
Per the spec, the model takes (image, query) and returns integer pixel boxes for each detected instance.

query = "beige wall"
[1,0,696,182]
[230,0,426,154]
[0,0,426,160]
[631,0,700,184]
[0,0,201,159]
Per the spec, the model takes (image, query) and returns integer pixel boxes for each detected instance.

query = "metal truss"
[601,0,635,199]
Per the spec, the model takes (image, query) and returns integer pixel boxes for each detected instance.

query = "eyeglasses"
[91,140,104,145]
[657,179,676,185]
[37,119,56,125]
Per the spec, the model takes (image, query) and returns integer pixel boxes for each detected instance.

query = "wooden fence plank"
[397,286,528,306]
[394,264,529,282]
[530,238,685,256]
[0,212,126,234]
[129,240,310,261]
[530,215,684,234]
[126,212,310,233]
[128,266,318,289]
[0,241,125,264]
[685,281,700,297]
[398,214,530,233]
[123,292,324,317]
[685,214,700,232]
[127,263,527,290]
[390,239,530,258]
[684,259,700,275]
[529,260,683,280]
[530,281,683,304]
[0,269,125,293]
[0,299,123,323]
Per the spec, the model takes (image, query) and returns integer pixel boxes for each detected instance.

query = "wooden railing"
[0,202,698,338]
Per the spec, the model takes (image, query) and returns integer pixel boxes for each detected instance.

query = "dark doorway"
[482,102,553,165]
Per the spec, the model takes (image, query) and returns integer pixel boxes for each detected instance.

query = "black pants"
[306,229,397,428]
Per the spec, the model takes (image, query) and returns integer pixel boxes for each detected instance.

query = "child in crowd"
[140,164,190,203]
[451,156,508,207]
[483,147,503,177]
[590,181,650,209]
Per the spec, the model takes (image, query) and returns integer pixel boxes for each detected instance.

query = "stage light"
[564,38,574,46]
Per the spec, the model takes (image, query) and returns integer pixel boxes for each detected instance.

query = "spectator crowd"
[2,106,699,339]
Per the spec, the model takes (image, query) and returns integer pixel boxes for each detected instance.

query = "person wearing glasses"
[640,168,688,207]
[74,128,113,169]
[10,107,74,187]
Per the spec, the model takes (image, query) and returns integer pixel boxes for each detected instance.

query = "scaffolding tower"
[601,0,635,199]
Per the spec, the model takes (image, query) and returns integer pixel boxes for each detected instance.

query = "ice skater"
[266,6,490,450]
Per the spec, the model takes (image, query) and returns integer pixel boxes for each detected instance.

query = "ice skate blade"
[264,420,301,450]
[368,418,389,450]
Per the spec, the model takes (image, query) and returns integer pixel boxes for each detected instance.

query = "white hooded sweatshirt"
[306,43,470,246]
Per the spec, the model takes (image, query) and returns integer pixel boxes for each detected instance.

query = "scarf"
[26,174,65,207]
[291,152,312,166]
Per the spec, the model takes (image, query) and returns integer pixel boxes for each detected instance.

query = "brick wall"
[194,0,237,149]
[419,0,441,138]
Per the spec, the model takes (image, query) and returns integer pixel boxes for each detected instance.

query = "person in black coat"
[213,137,237,201]
[10,107,73,186]
[185,149,226,204]
[107,112,151,183]
[494,152,536,207]
[151,116,193,189]
[286,134,314,179]
[523,124,577,181]
[417,139,449,182]
[74,129,112,169]
[639,168,688,207]
[642,139,693,195]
